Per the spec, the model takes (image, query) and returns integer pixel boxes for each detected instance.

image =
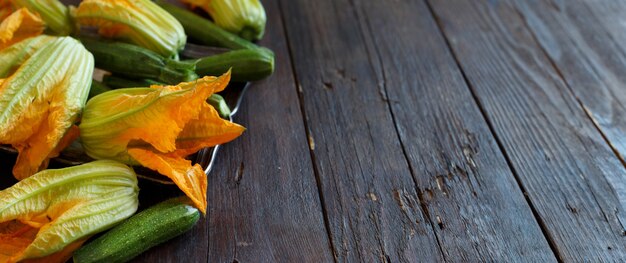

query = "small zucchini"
[73,197,201,263]
[207,93,232,118]
[191,48,275,82]
[156,0,259,50]
[80,37,198,84]
[102,75,165,89]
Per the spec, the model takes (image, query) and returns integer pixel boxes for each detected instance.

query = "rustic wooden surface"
[427,0,626,260]
[2,0,626,261]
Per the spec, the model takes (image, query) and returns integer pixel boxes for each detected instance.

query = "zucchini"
[80,37,198,84]
[73,197,200,263]
[156,0,259,50]
[89,81,112,99]
[191,48,275,82]
[207,94,232,118]
[103,75,165,89]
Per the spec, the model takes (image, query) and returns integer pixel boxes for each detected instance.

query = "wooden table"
[135,0,626,261]
[3,0,626,261]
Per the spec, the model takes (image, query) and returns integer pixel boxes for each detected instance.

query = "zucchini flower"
[0,34,54,76]
[0,160,139,262]
[182,0,266,40]
[0,8,45,50]
[0,0,14,21]
[79,71,245,213]
[10,0,73,35]
[0,36,94,180]
[73,0,186,58]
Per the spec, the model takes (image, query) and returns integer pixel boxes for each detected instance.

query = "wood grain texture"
[427,0,626,260]
[5,0,626,261]
[511,0,626,159]
[350,0,556,261]
[280,0,555,261]
[512,0,626,232]
[134,0,335,262]
[277,0,444,261]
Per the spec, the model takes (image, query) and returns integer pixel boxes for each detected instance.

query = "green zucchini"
[73,197,201,263]
[207,94,231,118]
[191,48,275,82]
[103,75,165,89]
[156,0,259,50]
[89,81,112,99]
[80,37,198,84]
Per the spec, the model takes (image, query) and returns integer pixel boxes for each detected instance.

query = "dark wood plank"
[427,0,626,260]
[277,0,444,261]
[135,0,335,262]
[512,0,626,227]
[280,0,555,261]
[513,0,626,156]
[350,0,556,261]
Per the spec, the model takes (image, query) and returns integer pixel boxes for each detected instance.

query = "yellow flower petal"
[0,160,138,261]
[10,0,72,35]
[11,103,81,179]
[81,72,231,160]
[0,4,14,22]
[0,221,38,262]
[0,8,45,50]
[128,148,207,213]
[0,35,55,77]
[21,238,88,263]
[73,0,186,57]
[80,71,245,212]
[174,103,245,157]
[0,36,93,180]
[0,221,86,263]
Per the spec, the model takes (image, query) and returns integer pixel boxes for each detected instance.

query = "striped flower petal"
[80,71,245,213]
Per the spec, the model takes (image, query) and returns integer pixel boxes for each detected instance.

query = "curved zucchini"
[73,197,201,263]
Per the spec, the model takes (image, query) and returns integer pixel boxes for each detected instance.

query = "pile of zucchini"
[86,1,274,93]
[72,1,274,262]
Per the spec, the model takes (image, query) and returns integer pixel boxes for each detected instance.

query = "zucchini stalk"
[80,37,198,84]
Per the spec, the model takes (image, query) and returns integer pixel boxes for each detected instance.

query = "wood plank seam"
[421,1,564,261]
[278,0,451,260]
[277,0,567,260]
[202,0,336,261]
[275,1,340,262]
[510,0,626,233]
[426,0,626,260]
[347,0,450,261]
[510,1,626,234]
[281,2,441,261]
